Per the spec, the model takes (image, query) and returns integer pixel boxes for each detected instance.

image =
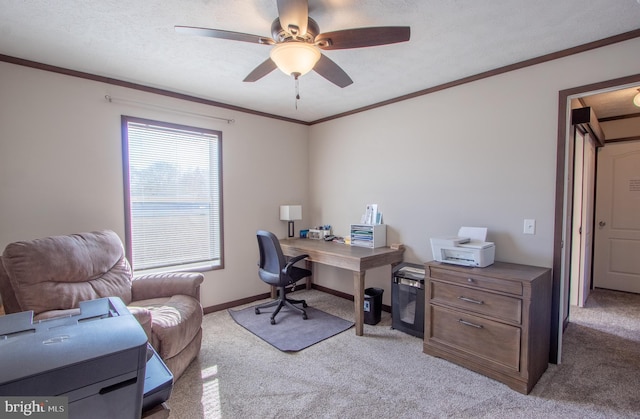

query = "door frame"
[552,73,640,363]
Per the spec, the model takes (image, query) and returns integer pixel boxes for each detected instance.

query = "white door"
[569,130,584,306]
[570,130,596,307]
[579,132,596,305]
[593,140,640,293]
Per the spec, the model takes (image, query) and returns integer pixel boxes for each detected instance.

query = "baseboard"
[310,283,353,301]
[203,284,391,314]
[311,284,391,313]
[203,292,270,314]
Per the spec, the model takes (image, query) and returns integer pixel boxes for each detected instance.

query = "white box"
[350,224,386,248]
[308,228,332,240]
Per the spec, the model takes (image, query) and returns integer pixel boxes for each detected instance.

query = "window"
[122,116,223,272]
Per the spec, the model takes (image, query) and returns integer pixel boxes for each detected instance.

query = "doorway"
[552,73,640,363]
[593,139,640,293]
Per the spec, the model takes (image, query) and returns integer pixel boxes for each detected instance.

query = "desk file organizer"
[350,224,386,248]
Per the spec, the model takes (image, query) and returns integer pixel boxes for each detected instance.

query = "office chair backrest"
[256,230,286,282]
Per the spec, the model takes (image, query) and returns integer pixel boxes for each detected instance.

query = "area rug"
[228,304,354,352]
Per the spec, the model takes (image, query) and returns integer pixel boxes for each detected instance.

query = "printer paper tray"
[442,258,478,267]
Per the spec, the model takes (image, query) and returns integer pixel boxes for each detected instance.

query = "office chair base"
[255,296,308,325]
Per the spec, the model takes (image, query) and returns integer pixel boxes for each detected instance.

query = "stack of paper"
[361,204,382,224]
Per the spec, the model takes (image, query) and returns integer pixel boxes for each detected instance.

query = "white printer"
[430,226,495,268]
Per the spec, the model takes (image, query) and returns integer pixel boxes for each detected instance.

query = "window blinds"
[123,117,222,271]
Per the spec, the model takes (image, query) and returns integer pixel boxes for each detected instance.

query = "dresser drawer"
[430,266,522,296]
[428,305,521,372]
[430,281,522,324]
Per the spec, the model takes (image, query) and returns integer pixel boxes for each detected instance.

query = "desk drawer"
[429,305,521,372]
[429,267,522,296]
[430,281,522,324]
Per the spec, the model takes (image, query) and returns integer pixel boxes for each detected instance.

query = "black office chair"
[255,230,311,325]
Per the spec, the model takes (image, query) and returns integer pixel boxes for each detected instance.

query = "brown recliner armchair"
[0,230,204,381]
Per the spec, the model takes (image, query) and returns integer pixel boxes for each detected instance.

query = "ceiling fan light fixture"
[633,89,640,108]
[270,42,321,77]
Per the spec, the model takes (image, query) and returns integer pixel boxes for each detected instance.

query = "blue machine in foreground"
[0,297,172,419]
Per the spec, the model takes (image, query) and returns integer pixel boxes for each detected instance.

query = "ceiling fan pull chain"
[294,72,301,109]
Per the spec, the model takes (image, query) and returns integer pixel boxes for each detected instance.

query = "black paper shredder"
[391,262,425,338]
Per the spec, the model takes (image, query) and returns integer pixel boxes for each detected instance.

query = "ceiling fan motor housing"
[271,17,319,44]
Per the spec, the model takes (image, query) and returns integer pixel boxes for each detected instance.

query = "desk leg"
[353,271,365,336]
[305,260,313,290]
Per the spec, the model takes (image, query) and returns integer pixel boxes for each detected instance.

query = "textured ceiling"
[582,87,640,120]
[2,0,640,123]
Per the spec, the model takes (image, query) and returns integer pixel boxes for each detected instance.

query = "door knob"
[599,221,606,227]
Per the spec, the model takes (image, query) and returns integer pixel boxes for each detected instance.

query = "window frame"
[121,115,224,273]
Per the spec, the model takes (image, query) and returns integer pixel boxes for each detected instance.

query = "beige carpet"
[167,288,640,418]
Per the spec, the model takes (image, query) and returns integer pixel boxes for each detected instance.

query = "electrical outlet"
[524,219,536,235]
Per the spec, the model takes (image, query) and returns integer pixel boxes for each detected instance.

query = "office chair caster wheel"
[255,308,260,315]
[270,318,276,325]
[302,313,308,320]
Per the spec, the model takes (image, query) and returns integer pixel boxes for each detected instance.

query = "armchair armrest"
[283,254,309,276]
[131,272,204,302]
[126,306,153,342]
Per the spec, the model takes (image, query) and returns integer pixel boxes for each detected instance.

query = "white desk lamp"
[280,205,302,238]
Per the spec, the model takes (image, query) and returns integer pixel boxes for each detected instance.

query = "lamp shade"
[270,43,321,76]
[280,205,302,221]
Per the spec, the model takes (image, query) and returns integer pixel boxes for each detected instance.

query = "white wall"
[2,37,640,310]
[0,61,310,308]
[601,116,640,139]
[307,37,640,305]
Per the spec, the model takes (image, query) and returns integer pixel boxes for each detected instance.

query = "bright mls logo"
[0,397,68,418]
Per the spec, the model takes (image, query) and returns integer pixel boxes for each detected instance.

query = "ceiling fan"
[175,0,410,88]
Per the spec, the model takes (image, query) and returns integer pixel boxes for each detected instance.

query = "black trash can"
[364,287,384,325]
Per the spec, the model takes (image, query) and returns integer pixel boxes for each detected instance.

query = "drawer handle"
[459,319,483,329]
[458,296,484,305]
[467,278,474,283]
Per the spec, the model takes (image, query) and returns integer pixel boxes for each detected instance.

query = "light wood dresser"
[423,261,552,394]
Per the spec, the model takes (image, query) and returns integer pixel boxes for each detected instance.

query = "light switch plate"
[524,219,536,235]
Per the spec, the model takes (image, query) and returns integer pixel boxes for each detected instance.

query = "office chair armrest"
[282,254,309,274]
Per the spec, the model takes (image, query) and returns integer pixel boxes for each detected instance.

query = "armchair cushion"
[1,231,132,315]
[126,306,154,342]
[131,295,203,360]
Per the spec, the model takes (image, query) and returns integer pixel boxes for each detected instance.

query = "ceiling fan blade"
[243,58,278,82]
[175,26,274,45]
[315,26,410,50]
[313,54,353,88]
[277,0,308,36]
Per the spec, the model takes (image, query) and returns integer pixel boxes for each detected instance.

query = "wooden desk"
[279,238,404,336]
